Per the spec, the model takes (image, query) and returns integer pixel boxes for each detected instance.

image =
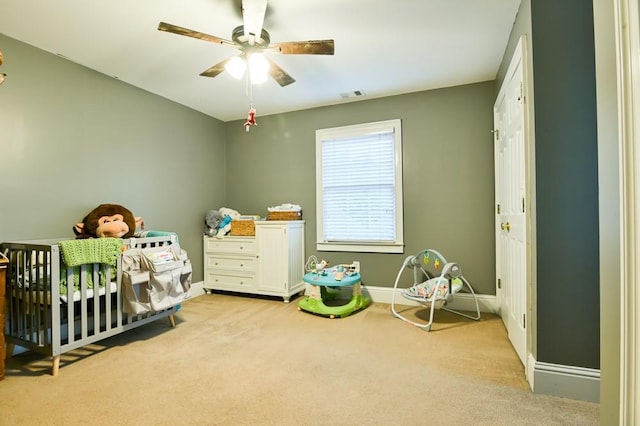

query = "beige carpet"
[1,293,599,425]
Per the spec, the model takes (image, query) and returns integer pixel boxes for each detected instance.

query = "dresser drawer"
[205,272,256,291]
[206,255,256,273]
[205,237,256,255]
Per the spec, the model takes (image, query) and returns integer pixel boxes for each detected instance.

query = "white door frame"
[616,0,640,422]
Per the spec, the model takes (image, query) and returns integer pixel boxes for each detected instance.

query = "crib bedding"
[1,233,191,376]
[12,241,119,304]
[16,275,118,304]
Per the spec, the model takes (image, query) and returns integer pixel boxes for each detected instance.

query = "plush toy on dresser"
[73,203,143,239]
[204,210,223,237]
[204,207,240,238]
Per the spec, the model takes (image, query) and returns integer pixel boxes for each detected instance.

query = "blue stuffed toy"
[217,215,233,237]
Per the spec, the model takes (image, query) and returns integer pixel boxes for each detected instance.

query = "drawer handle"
[240,263,244,267]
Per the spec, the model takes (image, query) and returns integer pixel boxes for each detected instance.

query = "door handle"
[501,222,511,231]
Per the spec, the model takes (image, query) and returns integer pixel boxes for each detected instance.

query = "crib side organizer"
[122,236,192,316]
[1,234,191,376]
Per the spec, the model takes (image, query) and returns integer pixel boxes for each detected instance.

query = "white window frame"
[315,119,404,253]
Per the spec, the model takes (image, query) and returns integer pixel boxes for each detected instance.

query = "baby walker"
[298,256,370,318]
[391,248,480,331]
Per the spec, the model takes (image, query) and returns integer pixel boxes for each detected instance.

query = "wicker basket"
[230,220,256,236]
[267,211,302,221]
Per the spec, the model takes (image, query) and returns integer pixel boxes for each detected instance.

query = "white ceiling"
[0,0,521,122]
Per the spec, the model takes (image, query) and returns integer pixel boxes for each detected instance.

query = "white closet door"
[494,36,528,367]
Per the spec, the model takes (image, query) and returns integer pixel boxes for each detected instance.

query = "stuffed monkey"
[73,204,143,239]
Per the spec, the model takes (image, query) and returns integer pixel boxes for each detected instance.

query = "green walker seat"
[298,271,369,318]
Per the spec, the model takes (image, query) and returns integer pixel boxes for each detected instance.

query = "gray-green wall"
[0,34,227,280]
[224,83,497,294]
[1,33,497,295]
[531,0,600,369]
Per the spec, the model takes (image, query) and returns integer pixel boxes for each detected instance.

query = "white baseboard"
[360,284,499,314]
[530,357,600,403]
[527,353,536,391]
[189,280,206,298]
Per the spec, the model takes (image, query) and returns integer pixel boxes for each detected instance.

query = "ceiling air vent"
[340,90,365,99]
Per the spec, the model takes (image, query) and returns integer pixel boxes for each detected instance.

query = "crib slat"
[66,267,75,345]
[105,266,113,329]
[32,250,42,345]
[80,266,88,339]
[114,257,121,327]
[93,266,101,333]
[26,250,36,345]
[43,249,52,347]
[16,251,27,345]
[50,245,61,355]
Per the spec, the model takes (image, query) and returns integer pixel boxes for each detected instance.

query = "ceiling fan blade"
[269,40,335,55]
[200,57,232,78]
[266,58,295,87]
[158,22,235,47]
[242,0,267,45]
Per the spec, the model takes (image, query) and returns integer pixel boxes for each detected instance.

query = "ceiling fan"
[158,0,334,87]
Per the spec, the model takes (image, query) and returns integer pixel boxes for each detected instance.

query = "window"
[315,119,404,253]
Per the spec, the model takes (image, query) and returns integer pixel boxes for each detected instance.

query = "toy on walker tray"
[298,256,369,318]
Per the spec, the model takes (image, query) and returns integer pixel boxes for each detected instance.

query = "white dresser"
[203,220,305,302]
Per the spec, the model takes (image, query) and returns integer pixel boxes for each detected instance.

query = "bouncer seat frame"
[391,248,480,331]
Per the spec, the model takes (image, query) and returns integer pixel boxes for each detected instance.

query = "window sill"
[316,242,404,254]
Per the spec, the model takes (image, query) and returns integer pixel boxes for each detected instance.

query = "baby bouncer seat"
[391,249,480,331]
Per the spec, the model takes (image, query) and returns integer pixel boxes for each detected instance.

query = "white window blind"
[316,119,404,253]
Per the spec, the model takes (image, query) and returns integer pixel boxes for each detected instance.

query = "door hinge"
[522,197,525,213]
[497,204,501,214]
[523,313,526,329]
[497,278,501,289]
[491,129,500,141]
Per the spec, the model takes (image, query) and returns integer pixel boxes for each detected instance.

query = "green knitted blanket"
[58,238,123,295]
[58,238,123,268]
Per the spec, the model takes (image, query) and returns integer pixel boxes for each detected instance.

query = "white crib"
[1,234,191,376]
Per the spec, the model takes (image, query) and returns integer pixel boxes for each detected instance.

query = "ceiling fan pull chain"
[245,67,250,99]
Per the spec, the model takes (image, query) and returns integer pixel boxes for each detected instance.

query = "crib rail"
[1,236,179,375]
[3,242,58,354]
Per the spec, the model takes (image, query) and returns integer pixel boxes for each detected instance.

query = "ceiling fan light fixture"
[248,52,268,85]
[225,56,246,80]
[158,1,334,89]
